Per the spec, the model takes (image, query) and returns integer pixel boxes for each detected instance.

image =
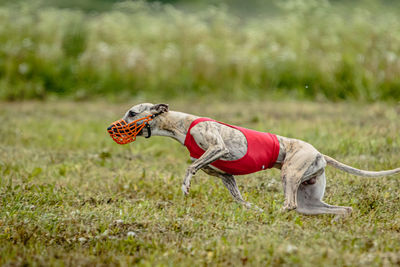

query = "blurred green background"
[0,0,400,101]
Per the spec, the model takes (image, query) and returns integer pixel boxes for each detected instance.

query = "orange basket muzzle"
[107,114,155,145]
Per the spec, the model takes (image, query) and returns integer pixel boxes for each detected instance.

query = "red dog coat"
[184,118,280,175]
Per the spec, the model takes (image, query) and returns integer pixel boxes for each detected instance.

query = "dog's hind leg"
[280,138,332,211]
[201,166,263,212]
[280,143,322,211]
[296,171,352,215]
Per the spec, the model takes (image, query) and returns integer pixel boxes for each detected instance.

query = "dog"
[107,103,400,215]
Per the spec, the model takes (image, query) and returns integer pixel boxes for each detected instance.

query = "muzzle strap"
[145,123,151,138]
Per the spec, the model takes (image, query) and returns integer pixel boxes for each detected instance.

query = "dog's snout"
[107,126,117,133]
[108,126,118,133]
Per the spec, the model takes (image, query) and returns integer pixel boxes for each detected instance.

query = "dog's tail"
[323,155,400,177]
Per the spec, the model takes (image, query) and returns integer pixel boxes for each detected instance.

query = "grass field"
[0,100,399,266]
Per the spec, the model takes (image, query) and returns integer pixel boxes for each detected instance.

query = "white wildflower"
[126,48,144,68]
[127,231,136,237]
[386,51,397,63]
[97,42,111,57]
[162,43,179,61]
[18,63,29,75]
[286,244,298,253]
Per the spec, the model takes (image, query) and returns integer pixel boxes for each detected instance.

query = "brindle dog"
[111,103,400,215]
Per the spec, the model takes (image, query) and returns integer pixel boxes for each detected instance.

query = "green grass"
[0,100,399,266]
[1,1,400,101]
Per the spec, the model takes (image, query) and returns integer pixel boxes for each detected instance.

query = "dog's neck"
[150,111,199,145]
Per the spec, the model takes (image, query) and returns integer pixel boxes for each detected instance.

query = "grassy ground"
[0,100,399,266]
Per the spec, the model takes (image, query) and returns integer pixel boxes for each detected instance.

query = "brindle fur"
[115,103,400,215]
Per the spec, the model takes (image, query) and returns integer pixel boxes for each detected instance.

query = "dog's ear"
[150,103,169,115]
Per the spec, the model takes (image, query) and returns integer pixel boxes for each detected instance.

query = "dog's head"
[107,103,169,144]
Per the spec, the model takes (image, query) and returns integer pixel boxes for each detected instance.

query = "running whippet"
[107,103,400,215]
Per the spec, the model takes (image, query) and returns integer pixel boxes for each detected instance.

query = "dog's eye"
[129,111,136,117]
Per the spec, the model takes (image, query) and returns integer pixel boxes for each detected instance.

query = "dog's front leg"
[221,175,264,212]
[182,144,229,195]
[200,166,262,212]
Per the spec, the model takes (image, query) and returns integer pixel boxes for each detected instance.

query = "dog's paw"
[282,202,297,211]
[181,184,190,195]
[242,202,264,213]
[344,207,353,214]
[331,209,352,223]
